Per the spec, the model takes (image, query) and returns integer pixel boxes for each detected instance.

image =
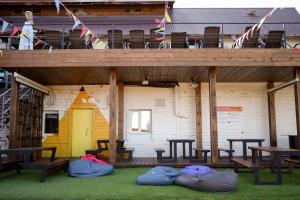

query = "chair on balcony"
[242,26,260,48]
[171,32,188,48]
[45,30,63,49]
[68,29,89,49]
[264,30,285,48]
[129,30,145,49]
[201,27,220,48]
[107,30,123,49]
[149,28,161,49]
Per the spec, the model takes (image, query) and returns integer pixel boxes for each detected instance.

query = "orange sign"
[217,106,243,112]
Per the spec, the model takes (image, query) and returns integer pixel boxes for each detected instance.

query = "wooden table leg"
[169,141,172,158]
[251,149,257,163]
[274,152,282,184]
[258,142,263,160]
[173,142,177,163]
[188,142,193,161]
[183,142,186,159]
[242,141,247,160]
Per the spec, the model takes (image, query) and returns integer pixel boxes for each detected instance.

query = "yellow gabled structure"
[42,90,109,157]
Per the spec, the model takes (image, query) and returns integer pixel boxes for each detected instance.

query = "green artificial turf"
[0,168,299,200]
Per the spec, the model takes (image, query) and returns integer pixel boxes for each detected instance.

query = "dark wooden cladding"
[294,69,300,150]
[209,68,218,164]
[267,82,277,147]
[1,49,299,68]
[9,77,20,148]
[118,82,124,140]
[195,83,202,157]
[109,69,117,163]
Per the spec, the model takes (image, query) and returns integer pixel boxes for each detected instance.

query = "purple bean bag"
[180,165,215,175]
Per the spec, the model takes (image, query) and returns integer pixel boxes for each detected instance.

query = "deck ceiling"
[1,49,299,85]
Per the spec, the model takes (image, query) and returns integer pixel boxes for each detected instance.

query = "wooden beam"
[195,82,202,157]
[118,82,124,140]
[267,82,277,147]
[9,76,20,148]
[294,69,300,150]
[209,68,218,164]
[109,69,117,163]
[0,49,299,68]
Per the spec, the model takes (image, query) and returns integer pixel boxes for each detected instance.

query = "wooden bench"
[118,148,134,161]
[285,159,300,173]
[155,148,166,162]
[19,158,70,182]
[193,148,210,163]
[218,148,235,160]
[231,158,262,184]
[0,160,23,172]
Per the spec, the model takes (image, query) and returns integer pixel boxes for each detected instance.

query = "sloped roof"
[1,8,300,35]
[0,0,174,4]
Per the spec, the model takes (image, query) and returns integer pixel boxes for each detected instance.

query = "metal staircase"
[0,85,32,129]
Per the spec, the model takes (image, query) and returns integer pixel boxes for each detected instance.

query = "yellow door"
[72,109,93,157]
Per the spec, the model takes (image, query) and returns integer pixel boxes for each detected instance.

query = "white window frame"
[43,110,59,134]
[128,109,152,134]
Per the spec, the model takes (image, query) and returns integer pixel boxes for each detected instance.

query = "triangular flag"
[55,0,60,14]
[80,25,87,37]
[155,36,165,41]
[48,46,53,54]
[155,19,161,24]
[91,33,96,40]
[1,21,8,33]
[294,48,299,56]
[34,39,43,47]
[72,20,81,31]
[85,29,92,37]
[11,26,19,36]
[154,28,165,33]
[165,9,171,23]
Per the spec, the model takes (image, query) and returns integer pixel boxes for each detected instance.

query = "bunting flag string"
[294,48,299,56]
[0,17,54,54]
[164,1,171,23]
[232,8,278,48]
[54,0,96,44]
[153,2,171,44]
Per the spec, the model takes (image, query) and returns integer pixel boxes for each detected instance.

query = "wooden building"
[0,0,300,164]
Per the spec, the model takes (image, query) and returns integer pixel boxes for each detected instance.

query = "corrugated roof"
[1,8,300,35]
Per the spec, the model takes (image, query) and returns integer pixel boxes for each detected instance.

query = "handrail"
[0,89,11,99]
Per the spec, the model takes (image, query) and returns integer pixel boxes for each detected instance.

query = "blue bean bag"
[180,165,215,175]
[175,170,238,192]
[136,166,179,185]
[68,160,113,178]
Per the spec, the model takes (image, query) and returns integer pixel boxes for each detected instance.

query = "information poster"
[217,106,243,125]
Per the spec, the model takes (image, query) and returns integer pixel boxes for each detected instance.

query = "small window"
[129,110,151,133]
[44,111,59,134]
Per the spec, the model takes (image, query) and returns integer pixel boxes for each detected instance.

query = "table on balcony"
[227,139,265,160]
[167,139,195,162]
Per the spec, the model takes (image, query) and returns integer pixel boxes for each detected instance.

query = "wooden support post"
[294,69,300,150]
[118,82,124,140]
[9,76,20,148]
[195,83,203,157]
[109,69,117,163]
[209,68,219,164]
[267,82,277,147]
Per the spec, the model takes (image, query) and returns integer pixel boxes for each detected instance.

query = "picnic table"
[167,139,195,162]
[249,146,300,184]
[227,139,265,160]
[0,147,69,182]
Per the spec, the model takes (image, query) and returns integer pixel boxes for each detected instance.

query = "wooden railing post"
[209,68,218,164]
[109,69,117,163]
[118,82,124,140]
[9,76,20,148]
[267,82,277,147]
[195,82,202,157]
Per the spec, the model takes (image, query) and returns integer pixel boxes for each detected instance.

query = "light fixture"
[191,78,198,88]
[80,86,85,91]
[142,76,149,86]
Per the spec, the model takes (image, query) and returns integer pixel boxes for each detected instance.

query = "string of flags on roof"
[232,8,277,48]
[154,1,172,46]
[54,0,99,44]
[0,17,54,54]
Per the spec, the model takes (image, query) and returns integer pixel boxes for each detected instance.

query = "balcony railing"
[0,22,299,50]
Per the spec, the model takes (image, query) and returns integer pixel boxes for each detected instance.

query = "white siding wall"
[43,83,297,157]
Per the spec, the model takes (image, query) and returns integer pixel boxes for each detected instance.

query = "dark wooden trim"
[209,68,218,164]
[267,82,277,147]
[294,69,300,150]
[109,69,117,163]
[118,82,124,140]
[9,76,20,148]
[1,49,299,68]
[195,82,202,158]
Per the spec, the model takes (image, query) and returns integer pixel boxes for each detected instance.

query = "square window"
[44,111,59,134]
[129,109,152,133]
